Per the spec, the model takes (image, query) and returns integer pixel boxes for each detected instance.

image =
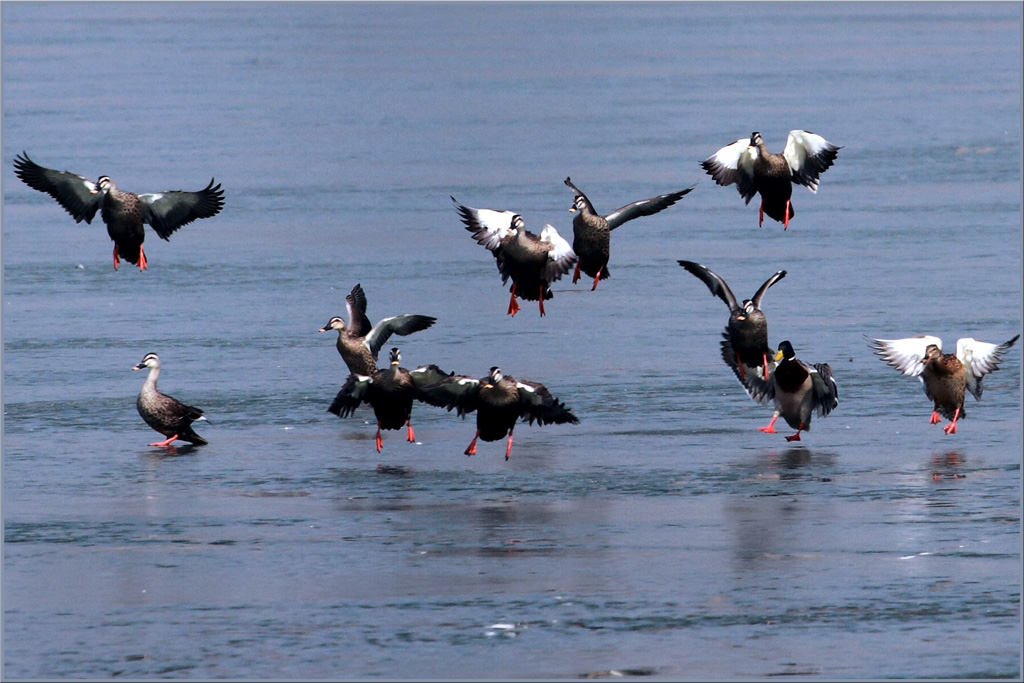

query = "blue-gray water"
[2,2,1021,679]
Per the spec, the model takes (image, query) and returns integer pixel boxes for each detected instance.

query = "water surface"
[3,2,1021,679]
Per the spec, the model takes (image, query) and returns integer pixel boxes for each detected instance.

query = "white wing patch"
[783,130,835,192]
[957,337,1015,400]
[710,138,749,171]
[540,224,573,261]
[470,208,517,239]
[868,335,943,377]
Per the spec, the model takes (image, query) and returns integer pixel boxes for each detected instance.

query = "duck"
[132,353,208,447]
[319,283,437,376]
[13,152,224,270]
[700,131,840,230]
[328,348,452,453]
[742,341,838,442]
[563,177,695,290]
[420,366,579,460]
[678,260,786,384]
[867,334,1019,434]
[451,196,577,317]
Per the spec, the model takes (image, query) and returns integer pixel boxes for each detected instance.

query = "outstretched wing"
[563,176,596,214]
[451,196,516,253]
[539,224,578,283]
[140,178,224,240]
[364,314,437,360]
[783,130,841,192]
[12,152,102,224]
[514,379,580,426]
[810,362,839,417]
[327,373,373,417]
[344,284,373,338]
[957,334,1020,400]
[418,374,482,417]
[604,185,695,230]
[408,364,454,399]
[867,335,942,378]
[750,269,787,309]
[678,260,740,312]
[700,138,757,203]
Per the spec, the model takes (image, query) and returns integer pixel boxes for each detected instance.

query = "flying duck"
[420,366,579,460]
[678,261,786,385]
[328,348,452,453]
[451,196,577,317]
[132,353,208,447]
[742,341,838,442]
[867,334,1019,434]
[563,177,695,290]
[320,283,437,376]
[13,152,224,270]
[700,131,840,229]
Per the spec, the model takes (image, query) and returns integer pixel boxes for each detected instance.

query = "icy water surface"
[2,2,1021,679]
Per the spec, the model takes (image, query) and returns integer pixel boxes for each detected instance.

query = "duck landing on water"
[564,177,694,291]
[867,334,1019,434]
[701,131,840,230]
[420,366,579,460]
[13,152,224,271]
[319,283,436,376]
[328,348,452,453]
[678,260,786,386]
[742,341,839,442]
[452,196,577,317]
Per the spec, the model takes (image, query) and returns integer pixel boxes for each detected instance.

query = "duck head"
[483,366,503,388]
[389,348,401,366]
[319,316,346,333]
[133,352,160,371]
[775,340,796,363]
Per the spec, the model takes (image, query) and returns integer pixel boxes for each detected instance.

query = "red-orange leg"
[465,430,480,456]
[572,261,581,284]
[538,288,546,317]
[137,245,148,271]
[943,408,961,435]
[375,423,383,453]
[113,245,121,270]
[507,284,520,316]
[590,267,602,291]
[783,200,791,231]
[406,420,415,443]
[785,424,804,442]
[758,414,779,434]
[150,434,178,447]
[504,428,515,460]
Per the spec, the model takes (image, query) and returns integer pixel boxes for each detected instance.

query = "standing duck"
[320,283,437,376]
[421,366,579,460]
[867,334,1019,434]
[328,348,452,453]
[13,152,224,270]
[132,353,208,447]
[451,196,577,317]
[743,341,838,442]
[563,177,695,290]
[700,131,840,230]
[678,260,786,384]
